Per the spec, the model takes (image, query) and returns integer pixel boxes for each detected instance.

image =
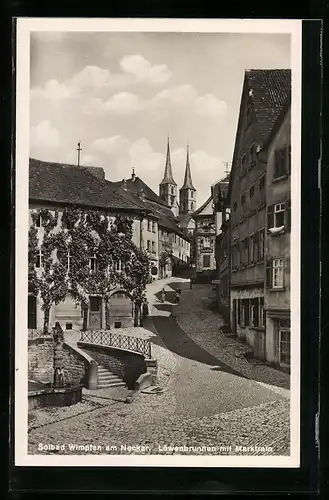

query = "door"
[89,296,102,330]
[28,295,37,329]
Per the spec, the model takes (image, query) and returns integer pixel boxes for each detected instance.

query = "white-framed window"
[35,249,44,268]
[272,258,284,288]
[274,203,285,227]
[279,328,291,367]
[89,254,98,271]
[113,259,124,272]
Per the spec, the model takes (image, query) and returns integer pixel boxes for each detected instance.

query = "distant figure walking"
[142,298,149,319]
[175,289,181,304]
[161,288,166,303]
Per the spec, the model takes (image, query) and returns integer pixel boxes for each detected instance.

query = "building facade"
[193,196,216,280]
[28,158,149,332]
[263,102,291,369]
[227,69,291,362]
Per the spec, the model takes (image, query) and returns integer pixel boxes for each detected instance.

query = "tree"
[28,206,151,332]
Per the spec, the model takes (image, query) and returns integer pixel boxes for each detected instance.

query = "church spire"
[181,144,195,190]
[160,137,177,185]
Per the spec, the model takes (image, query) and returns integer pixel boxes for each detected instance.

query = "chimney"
[131,166,136,182]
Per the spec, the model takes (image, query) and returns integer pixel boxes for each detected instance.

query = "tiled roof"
[113,177,168,206]
[29,158,145,212]
[245,69,291,141]
[192,195,213,217]
[110,179,185,237]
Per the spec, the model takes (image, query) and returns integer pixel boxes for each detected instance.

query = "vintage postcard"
[15,18,301,467]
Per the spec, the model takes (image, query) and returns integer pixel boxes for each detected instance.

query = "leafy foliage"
[29,206,151,332]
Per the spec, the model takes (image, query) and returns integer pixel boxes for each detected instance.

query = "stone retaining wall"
[78,342,147,390]
[28,337,54,383]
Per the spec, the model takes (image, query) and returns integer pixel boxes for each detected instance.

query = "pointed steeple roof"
[160,137,176,185]
[181,145,195,190]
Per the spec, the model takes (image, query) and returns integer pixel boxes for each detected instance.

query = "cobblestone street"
[28,278,290,456]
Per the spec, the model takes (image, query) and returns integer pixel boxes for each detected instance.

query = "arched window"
[171,186,174,194]
[191,191,193,198]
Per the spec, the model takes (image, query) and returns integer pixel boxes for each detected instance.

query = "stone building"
[28,158,148,332]
[262,97,291,370]
[227,69,291,361]
[212,175,230,316]
[192,195,216,281]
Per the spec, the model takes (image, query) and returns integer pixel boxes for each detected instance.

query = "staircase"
[97,365,126,389]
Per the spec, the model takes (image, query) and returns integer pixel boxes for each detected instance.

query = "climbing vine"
[28,206,150,332]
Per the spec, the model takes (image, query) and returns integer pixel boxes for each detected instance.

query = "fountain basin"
[28,382,82,410]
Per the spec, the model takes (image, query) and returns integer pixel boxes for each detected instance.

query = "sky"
[30,31,291,208]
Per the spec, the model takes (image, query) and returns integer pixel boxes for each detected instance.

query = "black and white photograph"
[15,18,301,467]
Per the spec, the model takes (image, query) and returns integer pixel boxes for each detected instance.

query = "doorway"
[89,296,102,330]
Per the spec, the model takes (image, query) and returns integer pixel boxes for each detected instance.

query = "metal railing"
[79,330,152,359]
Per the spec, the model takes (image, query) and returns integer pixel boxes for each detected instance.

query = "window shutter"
[267,205,274,232]
[266,259,272,288]
[245,299,250,326]
[285,200,291,232]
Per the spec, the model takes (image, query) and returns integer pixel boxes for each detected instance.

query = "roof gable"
[29,158,144,212]
[192,195,213,217]
[227,69,291,202]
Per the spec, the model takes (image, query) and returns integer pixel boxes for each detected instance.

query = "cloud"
[30,79,73,101]
[30,120,60,150]
[103,92,143,114]
[195,94,228,117]
[120,55,172,85]
[154,84,198,106]
[128,138,164,172]
[90,135,129,155]
[69,65,115,90]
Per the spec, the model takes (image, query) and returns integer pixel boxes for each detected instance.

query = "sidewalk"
[172,283,290,391]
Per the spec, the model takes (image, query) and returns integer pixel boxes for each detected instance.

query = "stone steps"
[97,365,125,389]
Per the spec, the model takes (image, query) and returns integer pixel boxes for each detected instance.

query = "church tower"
[179,145,196,215]
[159,137,177,209]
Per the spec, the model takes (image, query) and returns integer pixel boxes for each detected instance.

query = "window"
[258,229,265,260]
[203,254,211,268]
[35,214,42,228]
[244,238,249,265]
[171,186,174,194]
[253,232,259,262]
[240,238,245,266]
[240,299,250,326]
[279,328,291,366]
[273,146,290,179]
[89,254,98,271]
[266,258,284,288]
[267,202,291,231]
[35,249,44,268]
[191,191,193,198]
[191,202,194,210]
[204,237,211,247]
[249,234,255,264]
[148,220,152,232]
[171,196,175,206]
[113,259,123,272]
[272,258,284,288]
[152,241,155,253]
[250,298,259,327]
[233,201,238,211]
[249,184,255,199]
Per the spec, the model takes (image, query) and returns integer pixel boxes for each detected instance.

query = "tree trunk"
[43,307,50,335]
[82,305,88,331]
[105,299,110,330]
